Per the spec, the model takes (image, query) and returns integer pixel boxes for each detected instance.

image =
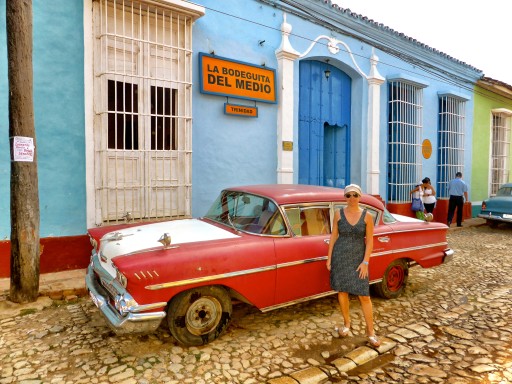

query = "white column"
[366,51,385,195]
[275,15,300,184]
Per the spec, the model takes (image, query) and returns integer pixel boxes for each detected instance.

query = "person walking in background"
[326,184,381,347]
[420,177,436,214]
[447,172,469,227]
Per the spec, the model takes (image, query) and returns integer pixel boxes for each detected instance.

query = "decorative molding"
[299,35,368,79]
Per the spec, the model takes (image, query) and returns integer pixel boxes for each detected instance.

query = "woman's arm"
[410,186,419,195]
[357,212,374,279]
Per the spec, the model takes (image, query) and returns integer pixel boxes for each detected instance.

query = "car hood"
[482,196,512,211]
[99,219,240,261]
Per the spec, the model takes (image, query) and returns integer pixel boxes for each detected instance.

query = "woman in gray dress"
[326,184,380,347]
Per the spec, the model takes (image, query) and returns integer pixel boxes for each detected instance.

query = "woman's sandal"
[334,325,350,337]
[367,335,381,347]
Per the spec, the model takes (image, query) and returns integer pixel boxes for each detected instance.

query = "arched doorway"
[298,60,351,188]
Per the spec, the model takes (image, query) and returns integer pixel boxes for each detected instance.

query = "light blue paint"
[190,0,479,214]
[0,1,10,238]
[191,0,283,216]
[0,0,482,238]
[0,0,85,238]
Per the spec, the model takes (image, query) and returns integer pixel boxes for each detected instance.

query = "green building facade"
[472,78,512,216]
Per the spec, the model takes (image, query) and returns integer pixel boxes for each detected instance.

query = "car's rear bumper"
[477,213,512,223]
[443,248,454,264]
[86,262,166,335]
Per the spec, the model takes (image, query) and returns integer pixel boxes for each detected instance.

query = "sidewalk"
[0,218,487,302]
[0,268,87,300]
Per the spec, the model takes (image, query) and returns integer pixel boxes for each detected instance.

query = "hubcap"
[387,266,404,292]
[185,296,222,336]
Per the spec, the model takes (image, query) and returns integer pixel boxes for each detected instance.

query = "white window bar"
[491,113,511,195]
[94,0,193,223]
[387,81,423,203]
[437,96,466,198]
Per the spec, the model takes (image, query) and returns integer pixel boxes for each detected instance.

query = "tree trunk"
[7,0,40,303]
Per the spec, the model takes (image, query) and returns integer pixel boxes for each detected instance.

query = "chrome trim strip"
[145,265,276,290]
[276,256,326,269]
[391,242,448,254]
[377,226,447,236]
[146,242,448,291]
[260,291,336,312]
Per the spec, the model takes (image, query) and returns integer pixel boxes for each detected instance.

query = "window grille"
[491,112,511,195]
[437,96,466,198]
[387,81,423,203]
[93,0,194,223]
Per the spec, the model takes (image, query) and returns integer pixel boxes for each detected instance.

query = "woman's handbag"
[411,197,424,212]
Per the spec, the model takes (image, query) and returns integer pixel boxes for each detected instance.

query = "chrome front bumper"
[86,261,166,335]
[477,213,512,223]
[443,248,454,264]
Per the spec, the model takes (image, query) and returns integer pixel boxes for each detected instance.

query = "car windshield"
[496,187,512,197]
[382,207,397,224]
[204,190,286,235]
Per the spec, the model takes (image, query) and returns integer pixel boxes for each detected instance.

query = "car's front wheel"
[372,259,409,299]
[167,286,232,346]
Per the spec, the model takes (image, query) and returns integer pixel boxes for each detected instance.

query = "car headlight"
[115,269,128,288]
[89,235,98,250]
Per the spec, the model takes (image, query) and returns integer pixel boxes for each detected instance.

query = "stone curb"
[268,337,397,384]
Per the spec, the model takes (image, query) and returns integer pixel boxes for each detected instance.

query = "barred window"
[491,111,511,195]
[93,0,203,223]
[387,81,423,202]
[437,96,466,198]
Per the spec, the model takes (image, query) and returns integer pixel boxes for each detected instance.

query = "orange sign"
[422,139,432,159]
[224,103,258,117]
[199,53,277,104]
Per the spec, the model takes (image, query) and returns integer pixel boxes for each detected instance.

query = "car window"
[496,187,512,197]
[284,206,331,236]
[204,191,286,235]
[381,208,397,224]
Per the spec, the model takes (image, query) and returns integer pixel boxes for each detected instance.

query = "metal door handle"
[378,236,390,243]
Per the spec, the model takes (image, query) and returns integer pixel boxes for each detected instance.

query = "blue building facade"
[0,0,482,275]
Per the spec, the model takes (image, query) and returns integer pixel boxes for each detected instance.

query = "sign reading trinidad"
[199,53,277,104]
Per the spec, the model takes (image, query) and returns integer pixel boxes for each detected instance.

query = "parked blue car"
[478,183,512,226]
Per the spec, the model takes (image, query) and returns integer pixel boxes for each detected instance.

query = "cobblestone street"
[1,223,511,384]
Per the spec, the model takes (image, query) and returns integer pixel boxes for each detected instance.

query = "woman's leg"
[337,292,351,327]
[358,295,375,336]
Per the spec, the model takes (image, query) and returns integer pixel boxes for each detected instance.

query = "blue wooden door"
[299,60,351,187]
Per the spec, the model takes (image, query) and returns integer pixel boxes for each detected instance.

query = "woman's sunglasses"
[345,193,360,198]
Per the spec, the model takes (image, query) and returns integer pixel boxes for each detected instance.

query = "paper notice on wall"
[13,136,35,162]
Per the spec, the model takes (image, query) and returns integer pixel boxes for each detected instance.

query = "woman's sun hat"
[344,184,362,196]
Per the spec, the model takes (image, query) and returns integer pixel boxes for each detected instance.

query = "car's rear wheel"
[372,259,409,299]
[167,286,232,346]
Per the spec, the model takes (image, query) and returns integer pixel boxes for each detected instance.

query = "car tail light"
[481,202,487,210]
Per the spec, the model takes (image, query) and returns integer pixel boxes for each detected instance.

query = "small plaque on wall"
[282,141,293,151]
[224,103,258,117]
[422,139,432,159]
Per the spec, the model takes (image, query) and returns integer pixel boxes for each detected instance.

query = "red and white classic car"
[86,184,453,346]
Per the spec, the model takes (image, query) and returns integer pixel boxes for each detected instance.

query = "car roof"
[225,184,385,209]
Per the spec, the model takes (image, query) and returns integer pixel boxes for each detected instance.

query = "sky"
[330,0,512,86]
